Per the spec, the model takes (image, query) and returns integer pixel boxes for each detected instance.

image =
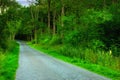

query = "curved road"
[16,42,111,80]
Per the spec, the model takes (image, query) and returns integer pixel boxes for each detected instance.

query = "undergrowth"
[0,41,19,80]
[28,42,120,80]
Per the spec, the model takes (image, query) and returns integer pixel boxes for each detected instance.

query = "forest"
[0,0,120,80]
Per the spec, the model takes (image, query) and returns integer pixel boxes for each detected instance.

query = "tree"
[0,0,21,50]
[47,0,51,33]
[7,20,21,40]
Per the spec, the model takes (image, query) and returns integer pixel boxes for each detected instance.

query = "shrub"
[0,42,19,80]
[110,44,120,56]
[49,35,62,45]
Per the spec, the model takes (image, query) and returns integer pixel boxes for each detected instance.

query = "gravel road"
[15,42,111,80]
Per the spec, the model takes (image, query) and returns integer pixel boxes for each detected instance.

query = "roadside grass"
[28,43,120,80]
[0,42,19,80]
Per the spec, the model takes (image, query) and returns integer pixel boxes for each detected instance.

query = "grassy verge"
[28,43,120,80]
[0,42,19,80]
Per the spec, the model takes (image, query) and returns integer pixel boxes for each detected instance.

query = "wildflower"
[109,50,112,55]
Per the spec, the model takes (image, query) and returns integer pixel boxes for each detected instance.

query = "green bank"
[0,41,19,80]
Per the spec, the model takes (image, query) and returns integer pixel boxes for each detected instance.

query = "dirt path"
[16,42,111,80]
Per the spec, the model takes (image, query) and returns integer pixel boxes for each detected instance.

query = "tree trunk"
[61,3,64,27]
[30,6,34,20]
[34,28,37,44]
[30,34,33,41]
[103,0,106,8]
[112,0,117,4]
[9,34,13,40]
[41,18,43,36]
[53,10,56,35]
[30,5,39,43]
[61,0,65,39]
[48,0,51,34]
[12,34,15,40]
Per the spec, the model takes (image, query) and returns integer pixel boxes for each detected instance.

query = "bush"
[88,39,105,51]
[59,45,120,71]
[0,42,19,80]
[110,45,120,56]
[49,35,62,45]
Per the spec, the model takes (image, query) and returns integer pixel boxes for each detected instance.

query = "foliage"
[49,35,62,45]
[0,42,19,80]
[81,9,112,24]
[7,20,21,40]
[0,0,120,80]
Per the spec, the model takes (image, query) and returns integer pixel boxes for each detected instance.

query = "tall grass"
[60,46,120,71]
[0,41,19,80]
[29,43,120,80]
